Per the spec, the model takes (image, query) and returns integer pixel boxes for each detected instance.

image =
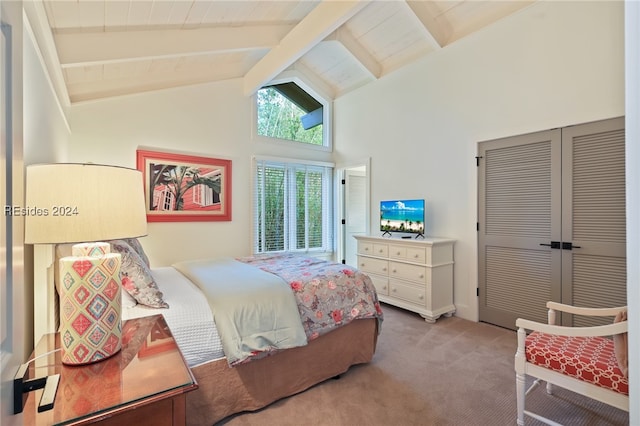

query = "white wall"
[67,79,332,266]
[23,17,69,165]
[333,1,624,321]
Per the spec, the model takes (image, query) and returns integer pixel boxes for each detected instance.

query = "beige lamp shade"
[25,163,147,365]
[24,163,147,244]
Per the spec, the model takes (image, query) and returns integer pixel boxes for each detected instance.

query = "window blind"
[254,158,333,254]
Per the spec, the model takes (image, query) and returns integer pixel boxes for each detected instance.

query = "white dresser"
[354,235,455,323]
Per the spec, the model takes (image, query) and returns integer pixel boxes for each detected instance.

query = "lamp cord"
[28,348,61,364]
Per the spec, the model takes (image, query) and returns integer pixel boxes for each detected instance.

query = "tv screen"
[380,199,425,235]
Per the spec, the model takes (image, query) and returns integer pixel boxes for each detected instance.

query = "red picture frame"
[136,149,232,222]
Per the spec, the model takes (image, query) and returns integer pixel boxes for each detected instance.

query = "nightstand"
[23,314,197,425]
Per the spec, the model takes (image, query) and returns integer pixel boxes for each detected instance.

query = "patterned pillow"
[121,238,150,267]
[110,240,169,309]
[613,310,628,377]
[122,287,138,308]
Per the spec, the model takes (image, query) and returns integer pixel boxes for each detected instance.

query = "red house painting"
[150,165,221,212]
[136,149,232,222]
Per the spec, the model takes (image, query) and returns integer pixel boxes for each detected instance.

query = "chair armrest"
[515,317,628,337]
[546,302,626,317]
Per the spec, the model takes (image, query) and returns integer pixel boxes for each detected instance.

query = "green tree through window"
[255,160,332,254]
[256,87,323,145]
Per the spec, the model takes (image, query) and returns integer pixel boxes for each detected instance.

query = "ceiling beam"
[327,27,381,79]
[405,1,447,49]
[66,63,245,104]
[243,0,370,97]
[55,24,294,67]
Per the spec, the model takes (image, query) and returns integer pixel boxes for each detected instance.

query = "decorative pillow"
[122,288,138,308]
[110,240,169,309]
[613,310,628,377]
[121,238,150,267]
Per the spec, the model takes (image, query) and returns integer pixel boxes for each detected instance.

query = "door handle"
[562,242,581,250]
[540,241,561,249]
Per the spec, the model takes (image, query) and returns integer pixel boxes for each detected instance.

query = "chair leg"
[546,381,554,395]
[516,372,526,426]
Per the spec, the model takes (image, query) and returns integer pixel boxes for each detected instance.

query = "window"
[255,80,329,148]
[254,158,333,254]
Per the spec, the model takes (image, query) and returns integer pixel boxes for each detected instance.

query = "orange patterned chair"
[514,302,628,425]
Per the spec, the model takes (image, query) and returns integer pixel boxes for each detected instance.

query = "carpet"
[218,304,628,425]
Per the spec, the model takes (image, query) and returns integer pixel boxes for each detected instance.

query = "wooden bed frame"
[33,246,380,425]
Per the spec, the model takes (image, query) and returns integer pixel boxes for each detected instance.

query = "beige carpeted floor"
[218,304,629,426]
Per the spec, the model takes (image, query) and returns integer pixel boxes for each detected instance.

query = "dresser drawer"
[357,256,389,275]
[389,261,427,283]
[372,243,388,257]
[389,280,426,306]
[358,241,374,255]
[388,244,407,259]
[389,244,426,263]
[367,274,389,296]
[406,247,426,263]
[358,242,389,257]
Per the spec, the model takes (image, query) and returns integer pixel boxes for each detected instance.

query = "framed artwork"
[136,149,232,222]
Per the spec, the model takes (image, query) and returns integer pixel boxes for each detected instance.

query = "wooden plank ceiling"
[33,0,535,104]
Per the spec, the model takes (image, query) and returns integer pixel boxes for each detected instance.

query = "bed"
[36,240,383,426]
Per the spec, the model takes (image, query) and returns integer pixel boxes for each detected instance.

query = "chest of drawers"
[355,235,455,322]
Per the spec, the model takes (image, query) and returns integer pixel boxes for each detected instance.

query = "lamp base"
[59,244,122,365]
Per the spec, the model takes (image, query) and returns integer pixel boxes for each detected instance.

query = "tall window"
[254,158,333,254]
[256,81,328,148]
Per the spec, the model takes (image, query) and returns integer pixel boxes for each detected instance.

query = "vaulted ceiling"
[27,1,535,105]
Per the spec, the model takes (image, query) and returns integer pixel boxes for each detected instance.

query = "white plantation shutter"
[254,158,333,254]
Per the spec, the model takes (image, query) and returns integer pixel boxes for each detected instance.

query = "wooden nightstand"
[23,315,197,425]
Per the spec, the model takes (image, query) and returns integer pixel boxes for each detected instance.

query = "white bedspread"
[173,258,307,366]
[121,266,224,367]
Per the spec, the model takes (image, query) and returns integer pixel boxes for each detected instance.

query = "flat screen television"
[380,199,425,237]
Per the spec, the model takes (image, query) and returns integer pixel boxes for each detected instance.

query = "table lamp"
[24,163,147,365]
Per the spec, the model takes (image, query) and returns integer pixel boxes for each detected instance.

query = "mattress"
[121,266,224,367]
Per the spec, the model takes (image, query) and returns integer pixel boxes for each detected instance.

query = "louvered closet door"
[478,117,626,330]
[478,130,562,329]
[561,117,626,326]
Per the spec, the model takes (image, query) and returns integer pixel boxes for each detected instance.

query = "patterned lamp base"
[59,243,122,365]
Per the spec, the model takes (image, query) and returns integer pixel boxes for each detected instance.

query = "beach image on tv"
[380,199,425,234]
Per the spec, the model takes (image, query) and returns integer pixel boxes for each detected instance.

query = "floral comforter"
[237,253,383,341]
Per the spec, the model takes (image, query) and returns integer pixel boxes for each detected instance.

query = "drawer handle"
[414,254,419,258]
[383,285,387,290]
[360,263,365,267]
[364,247,369,251]
[396,251,401,255]
[392,269,397,273]
[419,274,424,279]
[419,294,424,300]
[383,267,387,272]
[392,288,397,293]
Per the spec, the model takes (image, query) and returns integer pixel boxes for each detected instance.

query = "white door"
[344,168,367,267]
[337,162,369,268]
